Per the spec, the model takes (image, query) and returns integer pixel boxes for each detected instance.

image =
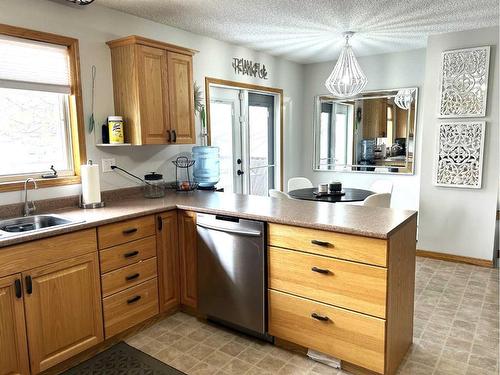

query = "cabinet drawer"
[99,236,157,273]
[98,215,156,249]
[269,290,385,374]
[101,257,158,297]
[269,247,387,318]
[103,278,159,338]
[268,223,387,267]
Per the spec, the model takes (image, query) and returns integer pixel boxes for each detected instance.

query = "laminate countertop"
[0,190,417,248]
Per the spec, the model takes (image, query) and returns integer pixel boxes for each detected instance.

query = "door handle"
[237,170,244,176]
[311,312,330,322]
[311,266,332,275]
[167,130,172,142]
[172,130,177,143]
[25,275,32,295]
[14,279,22,298]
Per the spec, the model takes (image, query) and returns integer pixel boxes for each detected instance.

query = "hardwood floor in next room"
[126,257,499,375]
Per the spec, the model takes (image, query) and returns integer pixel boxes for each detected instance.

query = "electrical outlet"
[101,158,116,173]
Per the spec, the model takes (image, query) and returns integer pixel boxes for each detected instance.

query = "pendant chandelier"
[394,88,415,110]
[325,32,367,98]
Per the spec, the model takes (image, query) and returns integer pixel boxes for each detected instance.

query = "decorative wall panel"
[438,46,490,118]
[434,121,485,188]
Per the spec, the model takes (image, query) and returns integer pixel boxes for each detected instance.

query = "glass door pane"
[210,101,234,193]
[248,93,275,196]
[209,86,242,193]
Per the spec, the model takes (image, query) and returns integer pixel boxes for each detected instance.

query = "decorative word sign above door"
[232,58,268,79]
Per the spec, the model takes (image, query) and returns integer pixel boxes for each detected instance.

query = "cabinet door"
[137,45,169,144]
[178,211,197,308]
[0,274,29,375]
[167,52,195,144]
[156,212,180,312]
[23,253,103,374]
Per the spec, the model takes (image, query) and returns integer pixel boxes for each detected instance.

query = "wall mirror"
[313,88,418,174]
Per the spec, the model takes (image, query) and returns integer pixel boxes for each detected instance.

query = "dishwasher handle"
[197,222,262,237]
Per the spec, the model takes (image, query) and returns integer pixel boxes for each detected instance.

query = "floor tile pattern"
[127,258,499,374]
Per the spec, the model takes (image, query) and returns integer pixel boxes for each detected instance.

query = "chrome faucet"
[23,178,38,216]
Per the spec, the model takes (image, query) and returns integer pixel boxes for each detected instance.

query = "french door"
[209,85,278,196]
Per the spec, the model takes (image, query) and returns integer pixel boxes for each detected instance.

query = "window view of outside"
[210,101,234,193]
[249,105,273,196]
[320,112,331,165]
[0,87,71,177]
[334,113,348,165]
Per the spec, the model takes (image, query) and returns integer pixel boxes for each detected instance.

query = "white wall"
[0,0,304,205]
[418,27,499,261]
[299,49,427,210]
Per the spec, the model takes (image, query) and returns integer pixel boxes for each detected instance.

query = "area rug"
[62,341,185,374]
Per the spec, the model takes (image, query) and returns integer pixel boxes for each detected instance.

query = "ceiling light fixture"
[394,88,415,110]
[325,32,367,98]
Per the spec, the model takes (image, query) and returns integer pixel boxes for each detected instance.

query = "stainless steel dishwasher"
[197,212,269,339]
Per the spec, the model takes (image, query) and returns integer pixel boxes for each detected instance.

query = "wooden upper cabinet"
[0,274,29,375]
[107,35,196,145]
[168,52,195,144]
[156,211,180,312]
[137,45,169,144]
[23,253,103,374]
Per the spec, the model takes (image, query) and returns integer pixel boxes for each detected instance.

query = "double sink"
[0,214,82,237]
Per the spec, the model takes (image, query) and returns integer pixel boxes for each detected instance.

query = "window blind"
[0,34,71,94]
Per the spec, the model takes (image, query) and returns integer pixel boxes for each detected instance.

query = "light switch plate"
[101,158,116,173]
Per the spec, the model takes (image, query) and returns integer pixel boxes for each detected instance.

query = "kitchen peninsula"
[0,191,416,375]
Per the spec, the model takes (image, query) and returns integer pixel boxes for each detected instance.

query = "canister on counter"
[108,116,124,144]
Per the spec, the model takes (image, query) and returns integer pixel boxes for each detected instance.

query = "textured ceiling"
[98,0,499,63]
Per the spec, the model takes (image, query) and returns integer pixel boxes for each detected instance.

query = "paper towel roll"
[81,163,101,204]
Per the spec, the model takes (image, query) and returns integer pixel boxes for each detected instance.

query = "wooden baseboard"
[416,249,493,268]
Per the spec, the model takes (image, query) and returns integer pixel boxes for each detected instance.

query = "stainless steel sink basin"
[0,214,80,235]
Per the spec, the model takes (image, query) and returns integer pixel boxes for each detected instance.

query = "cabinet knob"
[167,130,172,142]
[14,279,22,299]
[311,266,332,275]
[311,239,332,247]
[127,295,141,304]
[123,250,139,258]
[311,312,330,322]
[172,130,177,143]
[125,273,140,281]
[25,275,32,295]
[122,228,138,235]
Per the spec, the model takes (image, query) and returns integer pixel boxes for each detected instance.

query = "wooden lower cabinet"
[23,253,103,374]
[268,217,417,375]
[269,290,386,373]
[178,211,197,308]
[268,246,387,318]
[156,211,180,312]
[0,274,29,375]
[103,278,159,338]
